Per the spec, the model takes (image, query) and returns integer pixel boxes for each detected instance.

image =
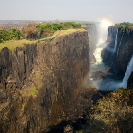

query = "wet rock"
[90,68,110,80]
[101,26,133,79]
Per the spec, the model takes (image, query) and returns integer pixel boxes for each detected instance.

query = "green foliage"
[36,22,81,39]
[0,30,11,42]
[10,28,22,39]
[115,22,133,32]
[115,22,133,27]
[28,87,37,97]
[0,28,22,43]
[119,25,125,32]
[45,39,50,42]
[0,22,81,42]
[21,22,81,40]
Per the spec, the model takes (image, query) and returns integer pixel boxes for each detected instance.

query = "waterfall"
[121,55,133,88]
[116,32,124,58]
[106,29,118,53]
[96,27,133,91]
[113,29,118,53]
[99,55,133,91]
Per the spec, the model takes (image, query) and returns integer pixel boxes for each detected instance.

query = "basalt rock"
[0,29,91,132]
[127,71,133,89]
[90,68,110,80]
[101,26,133,79]
[85,25,98,64]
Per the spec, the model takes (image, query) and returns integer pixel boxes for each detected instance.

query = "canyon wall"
[102,26,133,79]
[85,25,98,64]
[0,29,90,132]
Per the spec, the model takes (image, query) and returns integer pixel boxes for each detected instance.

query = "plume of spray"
[94,18,114,63]
[97,18,114,44]
[90,18,114,88]
[99,55,133,91]
[94,19,133,91]
[92,19,133,91]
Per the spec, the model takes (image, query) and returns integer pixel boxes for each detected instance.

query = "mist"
[90,18,127,91]
[91,19,133,91]
[90,18,112,73]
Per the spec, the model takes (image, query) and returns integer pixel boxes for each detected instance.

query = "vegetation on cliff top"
[0,22,84,51]
[115,22,133,31]
[0,28,23,43]
[0,22,82,50]
[0,22,81,43]
[21,22,81,40]
[53,28,86,38]
[0,39,36,51]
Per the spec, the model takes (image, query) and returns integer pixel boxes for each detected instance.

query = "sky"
[0,0,133,23]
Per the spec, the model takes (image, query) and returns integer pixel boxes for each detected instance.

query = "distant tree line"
[22,22,81,40]
[0,22,81,43]
[115,22,133,32]
[0,28,22,43]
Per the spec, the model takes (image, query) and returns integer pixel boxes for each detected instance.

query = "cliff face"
[85,25,98,64]
[0,29,90,132]
[101,26,117,67]
[102,26,133,79]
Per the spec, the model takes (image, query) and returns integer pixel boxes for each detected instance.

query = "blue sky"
[0,0,133,23]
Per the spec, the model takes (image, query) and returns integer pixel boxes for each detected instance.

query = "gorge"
[0,21,133,132]
[100,25,133,90]
[0,28,92,132]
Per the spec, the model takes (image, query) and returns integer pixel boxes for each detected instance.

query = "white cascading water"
[113,29,118,53]
[121,55,133,88]
[106,29,118,53]
[90,20,110,86]
[99,55,133,91]
[90,27,109,72]
[90,20,133,91]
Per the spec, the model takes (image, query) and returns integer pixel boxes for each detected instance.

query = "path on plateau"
[37,30,61,42]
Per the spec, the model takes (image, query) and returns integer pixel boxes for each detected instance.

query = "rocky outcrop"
[127,71,133,89]
[101,26,133,79]
[101,26,117,67]
[0,29,90,132]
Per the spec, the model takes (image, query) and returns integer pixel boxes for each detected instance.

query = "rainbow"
[101,18,114,26]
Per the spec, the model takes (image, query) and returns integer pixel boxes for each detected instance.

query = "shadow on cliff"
[46,116,88,133]
[46,89,111,133]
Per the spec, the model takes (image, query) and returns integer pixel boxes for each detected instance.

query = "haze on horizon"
[0,0,133,23]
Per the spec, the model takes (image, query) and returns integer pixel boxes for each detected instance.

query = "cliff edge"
[0,29,90,132]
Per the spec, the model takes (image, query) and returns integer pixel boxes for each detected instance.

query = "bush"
[115,22,133,32]
[85,89,133,133]
[22,24,40,40]
[0,28,22,43]
[36,22,82,39]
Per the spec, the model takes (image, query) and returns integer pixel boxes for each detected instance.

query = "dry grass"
[129,26,133,30]
[0,29,86,52]
[53,28,86,38]
[0,39,36,51]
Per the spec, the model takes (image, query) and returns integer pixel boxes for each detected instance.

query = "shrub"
[0,28,23,43]
[115,22,133,32]
[85,89,133,133]
[36,22,82,39]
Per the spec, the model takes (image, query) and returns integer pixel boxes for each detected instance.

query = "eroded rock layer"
[0,29,90,132]
[102,26,133,79]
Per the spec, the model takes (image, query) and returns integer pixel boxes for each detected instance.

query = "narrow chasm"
[89,22,133,92]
